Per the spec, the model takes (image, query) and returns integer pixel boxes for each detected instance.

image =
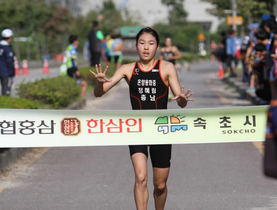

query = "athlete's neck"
[139,59,157,71]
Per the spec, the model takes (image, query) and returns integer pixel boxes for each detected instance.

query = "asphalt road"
[1,61,277,210]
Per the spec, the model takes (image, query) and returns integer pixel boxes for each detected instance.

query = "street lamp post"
[232,0,237,31]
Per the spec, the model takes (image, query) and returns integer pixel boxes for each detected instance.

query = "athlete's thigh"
[129,145,148,175]
[149,144,172,168]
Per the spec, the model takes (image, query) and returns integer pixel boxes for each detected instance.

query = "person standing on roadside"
[90,27,194,210]
[87,21,104,67]
[226,30,238,77]
[210,41,217,62]
[110,34,124,69]
[0,29,15,96]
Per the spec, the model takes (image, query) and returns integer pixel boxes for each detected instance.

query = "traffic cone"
[22,59,29,75]
[218,61,224,79]
[43,59,49,74]
[14,58,20,76]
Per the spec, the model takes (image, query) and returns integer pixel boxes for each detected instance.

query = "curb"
[0,148,30,171]
[0,97,87,172]
[223,77,265,105]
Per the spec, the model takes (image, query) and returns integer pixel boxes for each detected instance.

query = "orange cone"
[14,58,20,76]
[218,62,224,79]
[22,59,29,75]
[43,59,49,74]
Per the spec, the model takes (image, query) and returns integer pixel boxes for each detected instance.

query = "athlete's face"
[136,33,159,61]
[165,38,172,47]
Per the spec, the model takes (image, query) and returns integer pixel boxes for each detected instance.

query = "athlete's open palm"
[171,85,194,101]
[89,64,111,83]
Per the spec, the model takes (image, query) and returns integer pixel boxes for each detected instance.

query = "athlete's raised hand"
[171,85,194,107]
[89,64,111,83]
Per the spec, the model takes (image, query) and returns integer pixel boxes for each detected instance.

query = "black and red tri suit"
[128,60,171,168]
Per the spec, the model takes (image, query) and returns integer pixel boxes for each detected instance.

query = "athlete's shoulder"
[160,60,175,68]
[172,45,179,51]
[121,62,136,69]
[116,62,136,73]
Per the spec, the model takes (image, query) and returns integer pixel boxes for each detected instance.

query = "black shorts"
[67,67,78,78]
[227,55,238,67]
[129,144,172,168]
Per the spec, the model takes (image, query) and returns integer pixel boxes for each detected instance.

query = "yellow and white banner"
[0,106,269,148]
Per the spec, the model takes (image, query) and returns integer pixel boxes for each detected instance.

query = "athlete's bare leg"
[131,153,149,210]
[153,167,170,210]
[80,80,87,97]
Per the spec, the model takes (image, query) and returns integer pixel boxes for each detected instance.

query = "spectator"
[256,29,275,102]
[240,35,251,83]
[210,41,217,62]
[87,21,104,67]
[226,30,238,77]
[216,31,227,72]
[101,35,111,63]
[0,29,15,96]
[244,23,259,91]
[110,34,124,69]
[264,99,277,178]
[253,42,271,102]
[63,35,87,97]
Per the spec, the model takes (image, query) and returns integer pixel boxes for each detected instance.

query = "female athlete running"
[90,27,194,210]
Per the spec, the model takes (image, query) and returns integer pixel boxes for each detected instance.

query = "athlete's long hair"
[136,27,159,47]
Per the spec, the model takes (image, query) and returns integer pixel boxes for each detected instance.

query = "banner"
[0,106,269,148]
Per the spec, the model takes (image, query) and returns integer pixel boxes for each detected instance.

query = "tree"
[202,0,275,28]
[161,0,188,25]
[41,6,73,55]
[154,23,204,52]
[99,0,124,35]
[0,0,69,60]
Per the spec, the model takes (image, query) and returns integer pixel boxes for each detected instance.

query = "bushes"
[16,76,81,109]
[8,63,117,109]
[0,96,39,109]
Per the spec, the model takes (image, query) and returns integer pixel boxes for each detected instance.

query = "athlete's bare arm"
[171,46,182,60]
[90,63,134,97]
[160,60,193,108]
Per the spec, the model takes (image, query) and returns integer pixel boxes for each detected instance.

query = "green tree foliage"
[161,0,188,25]
[157,0,206,53]
[154,23,204,52]
[202,0,275,25]
[69,0,141,51]
[42,6,73,54]
[0,0,73,59]
[100,0,124,35]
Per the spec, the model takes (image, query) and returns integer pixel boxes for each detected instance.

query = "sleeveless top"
[129,60,168,110]
[163,48,175,65]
